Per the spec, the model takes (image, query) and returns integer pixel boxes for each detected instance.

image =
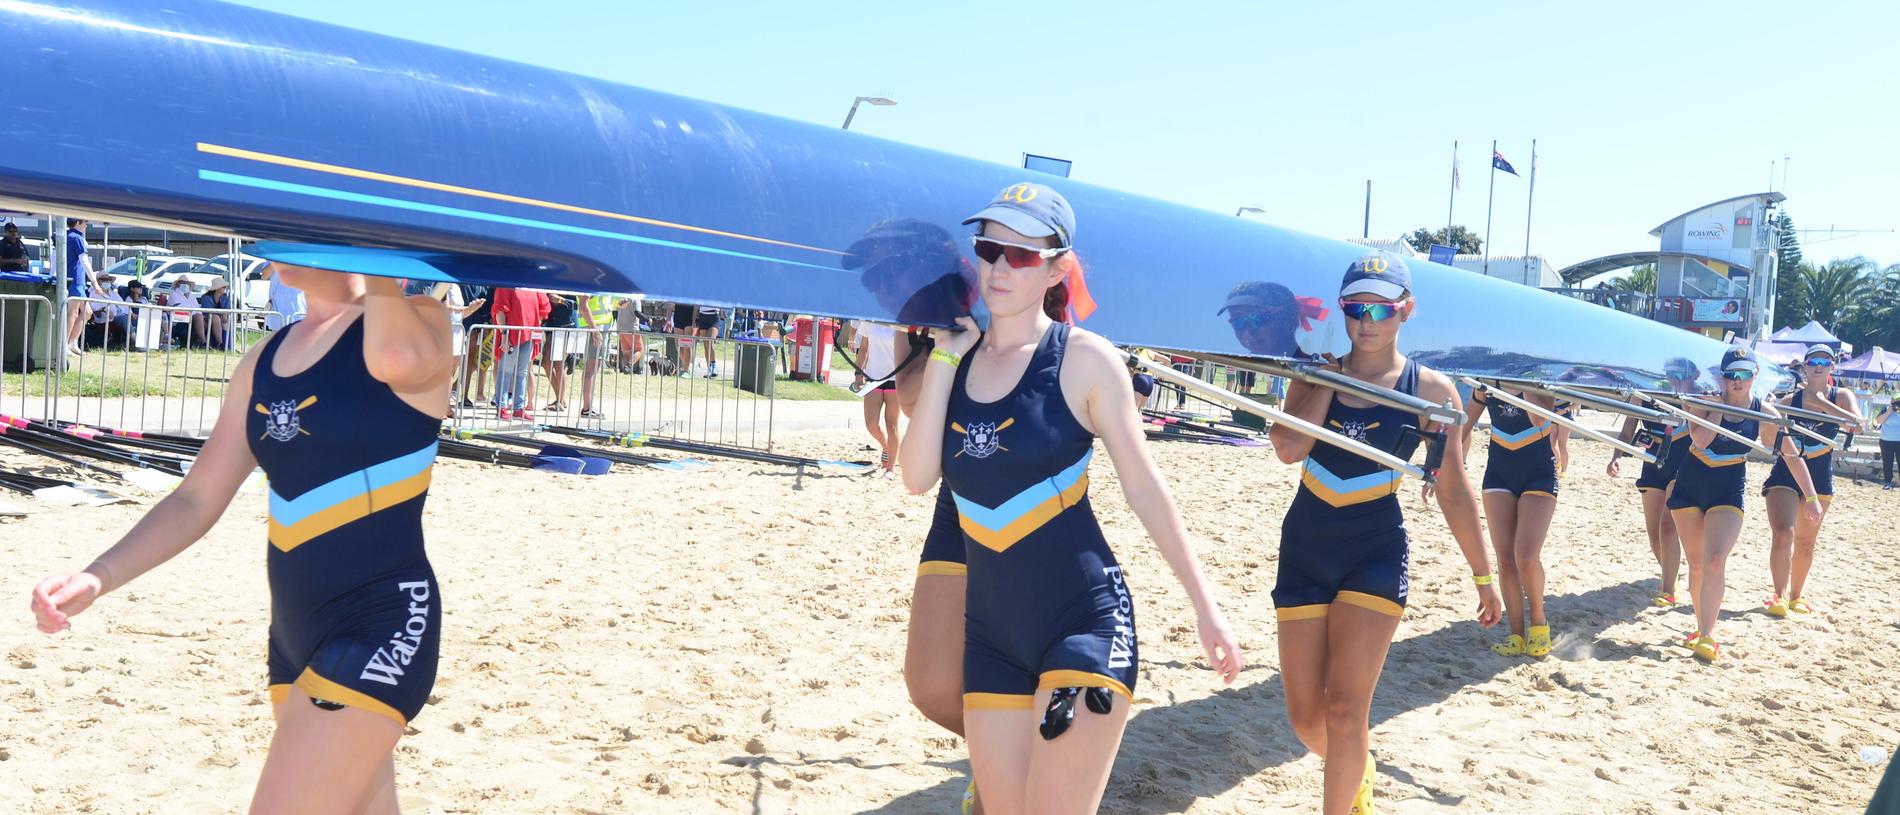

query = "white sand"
[1,405,1895,813]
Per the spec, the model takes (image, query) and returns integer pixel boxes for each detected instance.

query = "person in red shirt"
[490,287,550,419]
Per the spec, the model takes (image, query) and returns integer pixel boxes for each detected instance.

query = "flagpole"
[1483,139,1497,275]
[1446,140,1457,240]
[1523,138,1536,285]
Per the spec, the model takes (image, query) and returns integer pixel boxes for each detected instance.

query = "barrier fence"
[0,292,56,422]
[452,323,779,451]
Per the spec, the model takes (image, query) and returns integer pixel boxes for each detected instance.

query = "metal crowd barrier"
[0,292,56,422]
[453,323,779,451]
[39,296,283,435]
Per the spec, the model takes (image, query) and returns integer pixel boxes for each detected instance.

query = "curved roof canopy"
[1555,251,1752,286]
[1648,191,1785,237]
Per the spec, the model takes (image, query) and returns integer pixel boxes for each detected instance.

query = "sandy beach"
[1,402,1895,814]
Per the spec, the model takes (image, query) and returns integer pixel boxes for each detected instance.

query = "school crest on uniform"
[1329,418,1380,444]
[953,417,1014,459]
[255,396,317,442]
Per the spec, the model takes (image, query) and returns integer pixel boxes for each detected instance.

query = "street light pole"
[841,96,897,130]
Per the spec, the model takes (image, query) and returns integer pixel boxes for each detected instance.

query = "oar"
[436,434,605,475]
[448,427,696,472]
[0,417,188,479]
[1462,378,1655,463]
[0,466,132,505]
[1636,395,1775,456]
[441,429,618,474]
[544,424,871,474]
[1121,351,1430,481]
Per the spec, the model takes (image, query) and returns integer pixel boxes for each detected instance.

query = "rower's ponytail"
[1044,251,1084,322]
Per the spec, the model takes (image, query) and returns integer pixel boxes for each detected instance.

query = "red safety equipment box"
[790,316,837,382]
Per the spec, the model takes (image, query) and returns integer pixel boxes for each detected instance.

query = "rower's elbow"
[903,474,934,496]
[366,344,435,386]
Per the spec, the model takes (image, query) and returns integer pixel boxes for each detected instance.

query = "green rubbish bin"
[0,275,57,372]
[734,338,776,396]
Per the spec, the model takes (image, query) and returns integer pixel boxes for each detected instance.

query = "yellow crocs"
[1692,635,1720,662]
[1491,634,1526,657]
[961,780,976,815]
[1349,752,1374,814]
[1789,597,1814,614]
[1527,624,1552,658]
[1764,595,1788,618]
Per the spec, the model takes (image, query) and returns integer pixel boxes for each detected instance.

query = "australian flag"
[1492,150,1519,176]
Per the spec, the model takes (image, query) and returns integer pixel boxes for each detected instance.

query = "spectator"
[0,222,27,273]
[541,293,578,413]
[432,282,485,416]
[165,284,201,349]
[613,295,644,375]
[489,287,549,420]
[461,284,494,407]
[201,278,232,350]
[852,320,902,476]
[693,304,724,378]
[263,263,306,331]
[88,286,132,350]
[1878,401,1900,490]
[63,218,100,355]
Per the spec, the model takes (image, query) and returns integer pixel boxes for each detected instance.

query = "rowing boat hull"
[0,1,1780,394]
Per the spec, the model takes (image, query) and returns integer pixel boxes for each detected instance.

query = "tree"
[1796,257,1876,328]
[1403,226,1483,255]
[1774,212,1803,274]
[1600,264,1657,295]
[1842,263,1900,351]
[1771,212,1803,329]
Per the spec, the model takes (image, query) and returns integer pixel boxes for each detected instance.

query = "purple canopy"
[1837,346,1900,381]
[1734,337,1810,366]
[1769,326,1797,341]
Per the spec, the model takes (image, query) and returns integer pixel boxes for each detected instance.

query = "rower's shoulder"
[1411,362,1460,406]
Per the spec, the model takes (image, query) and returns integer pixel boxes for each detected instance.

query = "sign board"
[1689,298,1744,323]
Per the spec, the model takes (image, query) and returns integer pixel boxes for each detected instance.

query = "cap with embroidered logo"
[1339,252,1411,300]
[962,183,1075,248]
[1720,346,1759,372]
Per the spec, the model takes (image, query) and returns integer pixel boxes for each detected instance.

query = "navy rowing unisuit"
[940,323,1136,711]
[246,317,442,726]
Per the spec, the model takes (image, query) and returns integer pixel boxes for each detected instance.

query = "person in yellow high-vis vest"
[574,294,617,418]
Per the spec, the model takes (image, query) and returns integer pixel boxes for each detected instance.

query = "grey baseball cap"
[1339,252,1411,300]
[962,183,1075,248]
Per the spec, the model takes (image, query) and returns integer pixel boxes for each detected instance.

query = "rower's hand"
[30,572,104,634]
[1475,583,1503,628]
[1419,480,1436,503]
[1605,458,1621,478]
[1802,500,1824,525]
[1196,607,1243,685]
[932,316,981,358]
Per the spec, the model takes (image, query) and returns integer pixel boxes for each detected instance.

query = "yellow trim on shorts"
[915,561,968,578]
[964,692,1034,710]
[1336,591,1404,618]
[289,667,407,727]
[1037,670,1132,700]
[1522,490,1557,499]
[1708,505,1745,518]
[1276,604,1329,622]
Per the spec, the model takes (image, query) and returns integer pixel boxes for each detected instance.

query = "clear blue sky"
[233,0,1900,278]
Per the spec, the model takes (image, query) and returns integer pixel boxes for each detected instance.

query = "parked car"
[189,253,273,312]
[98,254,206,289]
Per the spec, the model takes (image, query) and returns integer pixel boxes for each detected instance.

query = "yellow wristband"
[929,348,962,368]
[1804,495,1820,504]
[1472,573,1495,586]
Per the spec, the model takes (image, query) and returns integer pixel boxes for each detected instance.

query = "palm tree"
[1602,264,1657,295]
[1842,263,1900,350]
[1795,257,1877,329]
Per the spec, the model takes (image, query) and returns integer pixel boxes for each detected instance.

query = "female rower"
[1607,413,1684,608]
[1271,252,1501,813]
[900,182,1242,815]
[31,259,453,812]
[1463,384,1559,657]
[1762,345,1860,617]
[1668,347,1819,661]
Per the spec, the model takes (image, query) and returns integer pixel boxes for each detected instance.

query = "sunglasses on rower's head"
[1338,301,1402,322]
[971,236,1068,269]
[1721,368,1756,381]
